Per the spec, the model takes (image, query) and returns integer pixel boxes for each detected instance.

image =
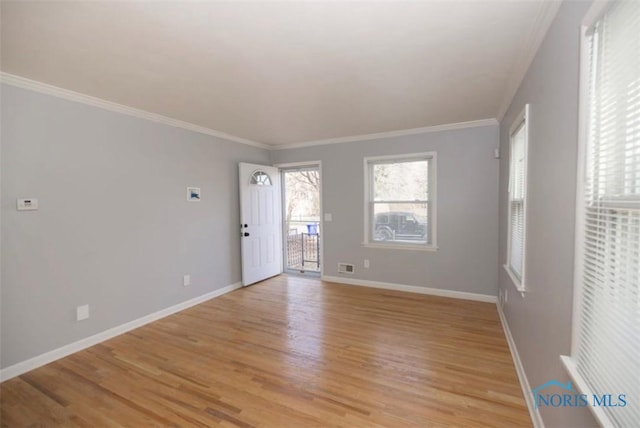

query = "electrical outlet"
[364,259,370,269]
[183,275,191,286]
[77,304,90,321]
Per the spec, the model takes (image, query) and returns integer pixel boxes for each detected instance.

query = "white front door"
[239,163,283,286]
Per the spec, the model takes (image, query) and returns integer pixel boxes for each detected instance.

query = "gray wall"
[498,1,597,427]
[271,125,500,297]
[1,84,269,368]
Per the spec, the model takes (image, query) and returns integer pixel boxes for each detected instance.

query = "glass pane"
[373,160,428,201]
[250,171,272,186]
[372,203,429,244]
[283,168,321,273]
[511,125,526,200]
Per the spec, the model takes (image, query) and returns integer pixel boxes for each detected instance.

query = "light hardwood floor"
[1,275,530,427]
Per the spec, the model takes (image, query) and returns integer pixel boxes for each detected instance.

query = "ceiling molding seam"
[2,72,500,151]
[0,72,270,150]
[272,118,500,150]
[496,0,562,122]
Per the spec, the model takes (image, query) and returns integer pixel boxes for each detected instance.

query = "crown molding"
[496,0,562,121]
[271,118,499,150]
[0,72,270,150]
[2,72,499,151]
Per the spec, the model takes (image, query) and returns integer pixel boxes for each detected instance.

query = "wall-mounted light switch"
[183,275,191,286]
[324,213,332,222]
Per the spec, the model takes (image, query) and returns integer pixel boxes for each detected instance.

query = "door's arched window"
[250,170,272,186]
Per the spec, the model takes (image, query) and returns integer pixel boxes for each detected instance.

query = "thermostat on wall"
[17,198,38,211]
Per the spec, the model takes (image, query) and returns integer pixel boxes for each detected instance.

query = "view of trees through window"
[283,168,321,273]
[284,169,320,233]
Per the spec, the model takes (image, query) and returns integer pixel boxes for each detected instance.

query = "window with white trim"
[505,105,529,291]
[562,1,640,426]
[364,153,436,249]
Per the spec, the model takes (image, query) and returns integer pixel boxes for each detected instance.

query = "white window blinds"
[506,106,529,290]
[571,1,640,426]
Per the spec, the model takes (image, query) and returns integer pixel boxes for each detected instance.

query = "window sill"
[560,355,616,428]
[503,264,526,295]
[362,242,438,252]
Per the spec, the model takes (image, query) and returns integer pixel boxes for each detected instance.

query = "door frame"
[275,161,324,277]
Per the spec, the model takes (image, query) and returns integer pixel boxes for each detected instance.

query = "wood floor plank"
[1,275,531,427]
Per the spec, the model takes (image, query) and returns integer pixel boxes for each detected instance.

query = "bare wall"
[271,124,500,297]
[1,84,269,368]
[498,1,597,427]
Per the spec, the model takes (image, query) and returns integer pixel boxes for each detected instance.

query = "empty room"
[1,1,638,427]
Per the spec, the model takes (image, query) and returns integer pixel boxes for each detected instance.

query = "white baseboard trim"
[321,275,497,303]
[0,282,242,382]
[496,302,544,428]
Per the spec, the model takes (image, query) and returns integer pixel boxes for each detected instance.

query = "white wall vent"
[338,263,354,274]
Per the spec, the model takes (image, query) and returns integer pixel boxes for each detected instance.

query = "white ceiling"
[1,1,558,147]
